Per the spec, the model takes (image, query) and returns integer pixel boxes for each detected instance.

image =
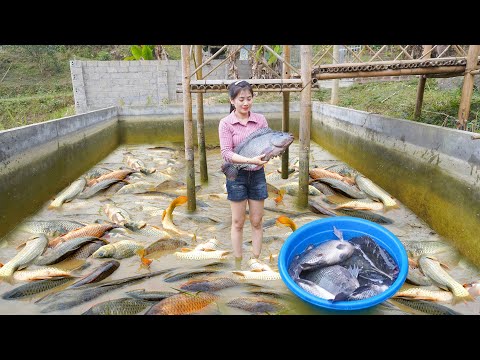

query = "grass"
[1,45,479,132]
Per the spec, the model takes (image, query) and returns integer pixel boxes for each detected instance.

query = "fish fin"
[232,271,246,277]
[203,248,216,252]
[333,226,344,240]
[221,163,238,180]
[326,194,349,205]
[347,264,360,279]
[180,248,193,252]
[438,261,450,270]
[332,292,349,302]
[15,242,27,251]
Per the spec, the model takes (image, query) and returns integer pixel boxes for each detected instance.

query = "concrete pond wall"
[1,102,479,264]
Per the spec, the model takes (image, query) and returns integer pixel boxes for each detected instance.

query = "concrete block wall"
[71,59,229,114]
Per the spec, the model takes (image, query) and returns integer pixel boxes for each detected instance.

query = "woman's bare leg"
[230,200,247,259]
[247,199,265,259]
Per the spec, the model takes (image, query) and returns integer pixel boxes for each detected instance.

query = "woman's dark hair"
[228,80,254,113]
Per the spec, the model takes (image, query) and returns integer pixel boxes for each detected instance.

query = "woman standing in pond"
[218,80,270,264]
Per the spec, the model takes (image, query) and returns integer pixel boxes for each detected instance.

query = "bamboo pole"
[331,45,340,105]
[189,45,228,79]
[394,45,414,61]
[297,45,312,209]
[457,45,480,130]
[314,65,468,80]
[181,45,196,211]
[182,88,303,93]
[282,45,291,179]
[263,45,302,77]
[315,56,468,70]
[369,45,387,62]
[195,45,208,183]
[414,45,433,119]
[188,79,303,85]
[201,45,243,80]
[312,45,333,67]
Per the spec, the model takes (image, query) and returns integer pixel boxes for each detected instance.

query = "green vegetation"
[1,45,478,132]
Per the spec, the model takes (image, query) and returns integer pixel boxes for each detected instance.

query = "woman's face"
[231,89,253,117]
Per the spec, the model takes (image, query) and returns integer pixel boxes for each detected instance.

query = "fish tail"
[451,284,474,304]
[275,216,297,231]
[384,203,400,212]
[48,200,62,209]
[125,221,146,231]
[221,163,238,180]
[0,265,15,283]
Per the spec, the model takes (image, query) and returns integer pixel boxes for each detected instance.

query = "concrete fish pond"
[0,104,479,315]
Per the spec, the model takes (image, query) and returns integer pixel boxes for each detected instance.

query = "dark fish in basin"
[349,235,399,278]
[221,127,294,180]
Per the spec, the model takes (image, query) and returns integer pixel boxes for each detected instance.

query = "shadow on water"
[312,116,480,267]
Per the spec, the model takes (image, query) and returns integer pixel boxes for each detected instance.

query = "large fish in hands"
[221,128,294,181]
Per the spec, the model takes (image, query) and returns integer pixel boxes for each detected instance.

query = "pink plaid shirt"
[219,111,269,171]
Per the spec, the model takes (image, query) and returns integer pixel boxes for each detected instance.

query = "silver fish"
[0,234,49,279]
[355,174,399,209]
[295,278,335,300]
[82,297,153,315]
[91,240,144,259]
[418,255,472,303]
[17,220,85,237]
[301,264,360,298]
[289,232,354,279]
[48,177,86,209]
[1,277,73,299]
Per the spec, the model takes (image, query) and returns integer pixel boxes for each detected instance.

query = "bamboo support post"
[414,45,433,119]
[181,45,196,211]
[195,45,208,183]
[189,45,228,79]
[331,45,340,105]
[457,45,480,130]
[297,45,312,209]
[282,45,290,179]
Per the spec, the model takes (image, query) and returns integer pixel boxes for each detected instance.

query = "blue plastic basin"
[278,216,408,311]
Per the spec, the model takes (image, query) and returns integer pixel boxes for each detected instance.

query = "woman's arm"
[219,121,235,163]
[230,153,267,165]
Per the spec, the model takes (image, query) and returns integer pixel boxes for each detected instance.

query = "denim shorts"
[226,167,268,201]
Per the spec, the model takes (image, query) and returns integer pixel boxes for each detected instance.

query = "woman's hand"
[248,154,268,165]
